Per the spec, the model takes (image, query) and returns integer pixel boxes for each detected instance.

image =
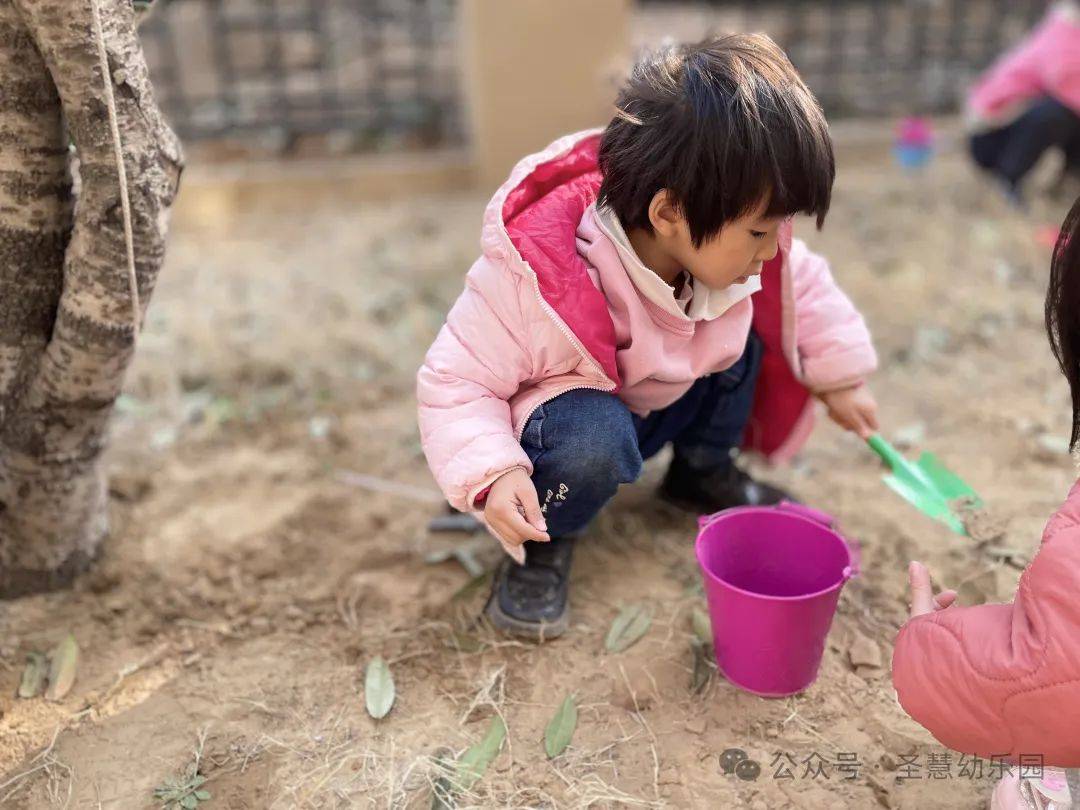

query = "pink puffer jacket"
[893,481,1080,766]
[417,130,877,513]
[967,2,1080,128]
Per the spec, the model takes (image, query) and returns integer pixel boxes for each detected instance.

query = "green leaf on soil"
[544,694,577,758]
[450,572,491,603]
[365,656,395,719]
[45,633,78,702]
[18,651,48,699]
[194,790,211,801]
[205,396,239,426]
[452,548,484,578]
[429,747,457,810]
[431,776,455,808]
[605,604,653,653]
[455,715,506,790]
[691,641,712,695]
[691,608,713,647]
[181,795,197,809]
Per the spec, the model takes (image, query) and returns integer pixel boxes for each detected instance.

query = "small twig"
[89,0,140,329]
[99,643,171,706]
[335,470,444,504]
[233,698,280,716]
[459,665,506,725]
[385,738,394,810]
[0,725,65,803]
[792,714,841,753]
[386,650,427,666]
[175,619,237,637]
[618,664,640,714]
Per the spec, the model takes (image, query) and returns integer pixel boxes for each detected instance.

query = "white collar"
[594,204,760,322]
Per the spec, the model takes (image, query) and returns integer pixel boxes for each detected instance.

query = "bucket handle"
[697,501,837,529]
[778,502,863,581]
[697,501,862,579]
[776,500,835,528]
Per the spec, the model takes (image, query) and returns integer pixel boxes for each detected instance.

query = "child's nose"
[755,236,780,262]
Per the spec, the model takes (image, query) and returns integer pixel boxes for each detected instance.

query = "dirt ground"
[1,127,1077,809]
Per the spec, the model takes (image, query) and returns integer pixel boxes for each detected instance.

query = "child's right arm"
[417,258,545,544]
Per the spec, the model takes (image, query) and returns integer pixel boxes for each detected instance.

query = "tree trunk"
[0,0,182,598]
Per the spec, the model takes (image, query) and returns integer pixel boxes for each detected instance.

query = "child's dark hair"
[598,34,835,247]
[1046,195,1080,450]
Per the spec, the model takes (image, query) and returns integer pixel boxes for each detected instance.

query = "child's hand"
[908,561,958,619]
[485,468,550,549]
[819,384,880,439]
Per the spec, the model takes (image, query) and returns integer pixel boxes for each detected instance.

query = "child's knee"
[531,390,642,491]
[583,424,644,486]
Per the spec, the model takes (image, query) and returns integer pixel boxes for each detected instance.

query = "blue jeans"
[522,333,762,536]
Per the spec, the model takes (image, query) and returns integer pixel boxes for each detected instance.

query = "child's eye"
[750,230,767,239]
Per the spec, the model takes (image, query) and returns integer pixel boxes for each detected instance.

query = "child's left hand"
[908,561,958,618]
[819,384,880,439]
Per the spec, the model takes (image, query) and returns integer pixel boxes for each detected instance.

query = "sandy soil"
[1,129,1077,809]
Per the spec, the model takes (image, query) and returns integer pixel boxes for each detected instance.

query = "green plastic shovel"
[866,435,981,536]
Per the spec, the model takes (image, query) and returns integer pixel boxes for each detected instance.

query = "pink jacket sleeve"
[417,257,534,511]
[892,502,1080,763]
[968,11,1080,123]
[788,238,878,392]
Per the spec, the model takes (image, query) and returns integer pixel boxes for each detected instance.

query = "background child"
[967,0,1080,204]
[418,35,879,639]
[893,196,1080,804]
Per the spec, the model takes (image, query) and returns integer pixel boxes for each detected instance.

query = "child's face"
[650,194,785,290]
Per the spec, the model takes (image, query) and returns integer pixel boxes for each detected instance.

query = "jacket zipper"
[515,269,616,440]
[515,381,611,441]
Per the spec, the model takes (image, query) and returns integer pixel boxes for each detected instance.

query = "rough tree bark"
[0,0,182,597]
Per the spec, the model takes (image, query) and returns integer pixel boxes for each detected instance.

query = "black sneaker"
[660,456,793,513]
[484,536,574,641]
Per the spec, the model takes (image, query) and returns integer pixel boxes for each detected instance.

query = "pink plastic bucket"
[695,501,859,698]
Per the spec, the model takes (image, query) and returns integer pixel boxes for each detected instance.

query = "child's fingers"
[853,412,874,440]
[487,510,531,547]
[862,402,881,433]
[505,510,550,543]
[908,560,937,617]
[496,535,526,565]
[827,406,850,432]
[833,405,871,439]
[516,486,548,533]
[486,515,517,547]
[934,589,958,610]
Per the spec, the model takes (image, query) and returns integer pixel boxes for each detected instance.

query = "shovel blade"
[882,473,968,536]
[914,452,982,505]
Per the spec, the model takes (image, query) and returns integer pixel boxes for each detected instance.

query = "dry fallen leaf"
[45,634,78,702]
[605,604,653,653]
[18,651,48,699]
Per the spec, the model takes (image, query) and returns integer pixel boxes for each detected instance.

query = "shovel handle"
[866,434,906,469]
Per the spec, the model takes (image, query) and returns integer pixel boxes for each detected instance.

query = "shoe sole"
[484,593,569,642]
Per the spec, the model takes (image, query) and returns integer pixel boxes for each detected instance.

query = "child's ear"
[648,189,683,238]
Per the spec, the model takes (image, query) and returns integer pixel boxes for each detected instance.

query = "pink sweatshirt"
[893,481,1080,766]
[967,2,1080,128]
[577,204,756,416]
[417,130,877,527]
